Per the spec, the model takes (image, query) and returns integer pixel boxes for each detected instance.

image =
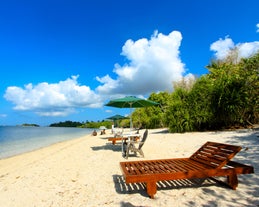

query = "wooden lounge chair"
[108,136,128,145]
[120,141,254,198]
[108,134,140,145]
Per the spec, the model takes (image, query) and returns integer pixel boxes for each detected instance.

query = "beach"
[0,128,258,207]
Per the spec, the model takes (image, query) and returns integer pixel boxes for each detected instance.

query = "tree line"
[132,51,259,133]
[49,120,112,128]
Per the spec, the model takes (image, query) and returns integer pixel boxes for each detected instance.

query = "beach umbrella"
[105,96,159,130]
[106,114,129,127]
[99,126,107,130]
[106,114,128,121]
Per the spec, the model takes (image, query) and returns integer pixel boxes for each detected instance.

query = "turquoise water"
[0,126,93,159]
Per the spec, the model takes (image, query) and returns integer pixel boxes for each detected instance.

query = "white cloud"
[4,75,102,117]
[238,42,259,58]
[210,37,235,60]
[96,30,187,95]
[4,30,189,117]
[257,23,259,33]
[210,36,259,61]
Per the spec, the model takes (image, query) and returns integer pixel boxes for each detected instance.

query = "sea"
[0,126,94,159]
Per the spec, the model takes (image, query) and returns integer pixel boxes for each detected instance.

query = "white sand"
[0,128,258,207]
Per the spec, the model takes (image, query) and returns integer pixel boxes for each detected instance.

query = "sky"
[0,0,258,126]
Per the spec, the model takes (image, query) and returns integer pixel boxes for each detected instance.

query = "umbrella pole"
[130,103,133,131]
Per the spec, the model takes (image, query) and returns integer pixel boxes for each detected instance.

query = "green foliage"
[117,119,130,128]
[80,120,112,129]
[165,87,195,132]
[138,51,259,132]
[49,120,112,129]
[21,123,40,127]
[131,92,170,129]
[206,52,259,128]
[49,120,83,127]
[187,76,214,130]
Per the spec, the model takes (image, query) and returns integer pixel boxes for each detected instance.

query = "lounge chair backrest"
[138,129,148,150]
[189,141,242,169]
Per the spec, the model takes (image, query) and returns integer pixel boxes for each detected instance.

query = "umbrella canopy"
[106,114,129,127]
[105,96,159,130]
[99,126,107,130]
[105,96,159,108]
[106,114,129,120]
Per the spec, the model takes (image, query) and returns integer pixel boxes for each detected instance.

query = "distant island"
[20,123,40,127]
[49,121,82,128]
[49,120,112,129]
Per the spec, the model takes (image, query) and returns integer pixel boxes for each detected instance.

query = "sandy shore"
[0,128,258,207]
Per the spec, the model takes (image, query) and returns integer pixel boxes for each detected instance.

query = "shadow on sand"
[91,143,122,152]
[113,174,223,198]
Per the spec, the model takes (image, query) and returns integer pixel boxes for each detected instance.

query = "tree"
[131,92,170,129]
[206,51,259,128]
[165,87,193,132]
[165,51,259,132]
[188,75,214,130]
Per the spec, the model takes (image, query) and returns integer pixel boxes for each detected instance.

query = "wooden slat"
[135,162,150,174]
[163,159,187,172]
[148,161,167,173]
[125,162,138,175]
[160,160,180,173]
[156,160,174,173]
[190,141,242,168]
[152,160,167,173]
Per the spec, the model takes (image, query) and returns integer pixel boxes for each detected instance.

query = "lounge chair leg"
[227,171,238,190]
[146,181,157,199]
[125,143,130,159]
[139,149,144,157]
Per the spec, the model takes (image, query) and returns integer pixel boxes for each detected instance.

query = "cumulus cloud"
[238,42,259,58]
[210,37,235,60]
[4,30,190,117]
[257,23,259,33]
[96,30,188,95]
[210,36,259,61]
[4,75,102,116]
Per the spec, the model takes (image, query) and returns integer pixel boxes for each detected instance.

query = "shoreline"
[0,127,93,160]
[0,134,90,161]
[0,128,258,206]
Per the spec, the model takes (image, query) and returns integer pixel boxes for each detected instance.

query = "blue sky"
[1,0,258,126]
